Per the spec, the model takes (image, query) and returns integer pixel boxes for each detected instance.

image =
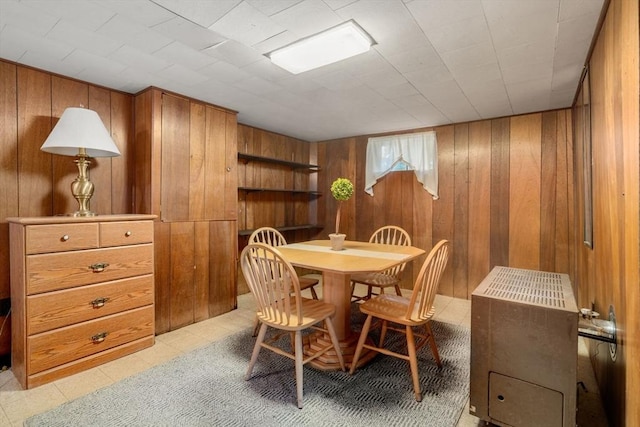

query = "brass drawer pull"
[61,234,69,242]
[91,297,110,308]
[125,230,132,237]
[89,262,109,273]
[91,332,108,343]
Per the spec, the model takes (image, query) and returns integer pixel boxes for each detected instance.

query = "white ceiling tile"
[271,0,341,37]
[21,0,114,32]
[502,61,553,85]
[453,62,503,88]
[203,39,264,68]
[441,42,496,70]
[63,49,126,76]
[496,39,556,69]
[97,14,173,53]
[375,82,419,100]
[559,0,605,22]
[154,42,217,70]
[421,16,492,53]
[209,1,284,46]
[386,45,442,74]
[99,0,176,27]
[0,0,57,36]
[199,61,251,84]
[161,64,210,86]
[150,0,241,28]
[109,45,171,74]
[408,0,485,29]
[232,75,282,95]
[1,24,73,60]
[18,50,85,77]
[246,0,304,16]
[46,21,122,57]
[151,17,227,51]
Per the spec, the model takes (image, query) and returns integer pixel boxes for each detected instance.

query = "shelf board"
[238,224,324,236]
[237,153,320,171]
[238,187,321,195]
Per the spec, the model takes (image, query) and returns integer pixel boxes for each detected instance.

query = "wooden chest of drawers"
[8,215,156,389]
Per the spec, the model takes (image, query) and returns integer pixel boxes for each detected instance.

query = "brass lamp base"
[70,150,96,217]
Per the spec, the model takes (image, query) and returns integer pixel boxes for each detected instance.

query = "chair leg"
[252,315,261,337]
[245,323,267,380]
[379,320,389,347]
[425,322,442,368]
[294,330,304,409]
[349,314,373,374]
[394,285,402,296]
[324,318,346,371]
[405,326,422,402]
[310,286,318,300]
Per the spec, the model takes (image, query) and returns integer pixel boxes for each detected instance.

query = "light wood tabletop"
[278,239,425,369]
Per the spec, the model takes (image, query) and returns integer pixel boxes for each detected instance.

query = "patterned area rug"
[26,311,470,427]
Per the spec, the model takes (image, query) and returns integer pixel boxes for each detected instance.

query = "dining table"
[277,239,425,370]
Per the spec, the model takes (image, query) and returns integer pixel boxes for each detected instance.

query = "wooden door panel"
[161,93,190,221]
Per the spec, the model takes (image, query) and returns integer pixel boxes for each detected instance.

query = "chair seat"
[258,297,336,331]
[351,272,399,287]
[359,294,435,325]
[299,277,319,290]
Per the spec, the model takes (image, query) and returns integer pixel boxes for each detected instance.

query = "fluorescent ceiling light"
[268,20,375,74]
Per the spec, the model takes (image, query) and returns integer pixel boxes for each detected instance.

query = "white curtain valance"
[365,131,438,199]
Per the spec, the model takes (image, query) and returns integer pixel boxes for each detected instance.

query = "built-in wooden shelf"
[238,224,324,236]
[238,186,321,195]
[237,153,320,171]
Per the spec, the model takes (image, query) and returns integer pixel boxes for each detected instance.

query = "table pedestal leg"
[303,271,376,370]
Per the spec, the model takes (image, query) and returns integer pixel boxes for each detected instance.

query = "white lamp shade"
[40,107,121,157]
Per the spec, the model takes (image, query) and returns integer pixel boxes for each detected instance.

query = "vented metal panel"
[469,266,578,427]
[480,267,568,308]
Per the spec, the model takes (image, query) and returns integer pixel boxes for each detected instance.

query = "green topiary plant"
[330,177,354,235]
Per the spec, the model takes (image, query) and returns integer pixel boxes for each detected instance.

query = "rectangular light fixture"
[268,20,375,74]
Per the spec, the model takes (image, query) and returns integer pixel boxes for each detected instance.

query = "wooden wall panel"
[508,114,542,270]
[16,67,52,216]
[154,221,172,334]
[0,62,17,301]
[169,221,195,330]
[110,91,133,214]
[490,118,510,268]
[209,220,237,317]
[573,1,640,425]
[194,221,211,323]
[453,124,469,298]
[87,85,114,216]
[160,93,190,221]
[189,102,206,220]
[468,121,492,293]
[432,125,455,295]
[319,111,573,299]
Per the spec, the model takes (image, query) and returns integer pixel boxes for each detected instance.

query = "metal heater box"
[469,266,578,427]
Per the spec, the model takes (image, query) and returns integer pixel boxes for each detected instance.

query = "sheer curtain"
[365,131,438,199]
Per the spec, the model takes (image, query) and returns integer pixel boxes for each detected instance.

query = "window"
[365,131,438,199]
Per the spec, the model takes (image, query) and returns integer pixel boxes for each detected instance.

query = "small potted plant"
[329,177,354,250]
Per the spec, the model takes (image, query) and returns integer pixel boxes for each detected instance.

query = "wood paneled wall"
[0,60,134,357]
[573,0,639,425]
[318,110,574,299]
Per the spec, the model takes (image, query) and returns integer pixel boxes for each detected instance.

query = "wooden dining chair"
[350,225,411,302]
[240,243,345,409]
[349,240,450,402]
[248,227,320,336]
[249,227,319,299]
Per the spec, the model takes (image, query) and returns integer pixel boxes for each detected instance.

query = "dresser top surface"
[7,214,157,225]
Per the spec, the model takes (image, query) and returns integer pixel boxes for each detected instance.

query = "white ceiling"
[0,0,604,142]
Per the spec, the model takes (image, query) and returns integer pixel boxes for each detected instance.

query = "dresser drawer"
[27,275,154,335]
[100,221,153,247]
[26,244,154,295]
[28,305,154,375]
[25,223,99,254]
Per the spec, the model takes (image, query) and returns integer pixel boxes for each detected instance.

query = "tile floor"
[0,284,608,426]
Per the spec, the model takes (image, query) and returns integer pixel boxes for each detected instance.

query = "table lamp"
[40,107,121,217]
